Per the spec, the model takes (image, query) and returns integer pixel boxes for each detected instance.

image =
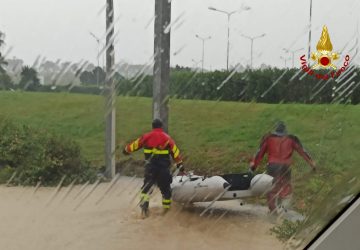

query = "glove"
[122,148,130,155]
[176,163,185,172]
[248,167,254,176]
[311,161,317,172]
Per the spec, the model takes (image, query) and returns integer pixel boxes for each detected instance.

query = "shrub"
[0,120,97,185]
[0,73,14,90]
[0,166,15,183]
[270,219,302,242]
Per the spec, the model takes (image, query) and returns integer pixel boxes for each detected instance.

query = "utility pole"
[195,34,211,72]
[153,0,171,132]
[240,33,266,69]
[105,0,116,178]
[308,0,313,66]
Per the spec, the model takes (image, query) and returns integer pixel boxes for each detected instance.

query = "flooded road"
[0,177,283,250]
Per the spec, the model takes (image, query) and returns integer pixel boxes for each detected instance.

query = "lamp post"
[283,47,304,68]
[240,33,266,69]
[208,5,250,71]
[191,59,202,69]
[195,34,211,72]
[308,0,313,66]
[280,56,291,68]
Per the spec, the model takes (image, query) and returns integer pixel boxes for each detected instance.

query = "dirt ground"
[0,176,284,250]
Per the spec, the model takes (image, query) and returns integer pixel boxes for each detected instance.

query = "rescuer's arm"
[123,136,144,155]
[168,138,184,171]
[291,135,316,171]
[249,135,268,171]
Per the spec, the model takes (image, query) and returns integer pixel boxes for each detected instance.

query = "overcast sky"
[0,0,359,70]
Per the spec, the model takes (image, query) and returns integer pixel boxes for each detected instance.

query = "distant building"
[5,57,23,74]
[231,63,246,72]
[38,75,45,85]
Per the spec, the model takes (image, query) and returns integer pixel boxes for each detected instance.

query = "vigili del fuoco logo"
[300,25,350,80]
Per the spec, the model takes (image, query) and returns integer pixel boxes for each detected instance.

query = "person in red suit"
[122,119,184,216]
[249,121,316,213]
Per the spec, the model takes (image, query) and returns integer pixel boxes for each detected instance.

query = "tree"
[19,66,40,91]
[0,31,13,90]
[0,55,8,74]
[0,72,13,90]
[0,31,7,73]
[172,65,192,72]
[0,31,4,48]
[79,71,95,85]
[92,66,106,85]
[79,67,106,86]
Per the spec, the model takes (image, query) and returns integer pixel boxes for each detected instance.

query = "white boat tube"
[171,172,273,203]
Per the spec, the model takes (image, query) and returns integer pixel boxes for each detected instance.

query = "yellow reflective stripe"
[162,199,171,209]
[143,149,169,154]
[173,147,180,158]
[172,145,178,154]
[140,193,150,202]
[162,199,171,208]
[162,199,171,204]
[129,139,140,152]
[133,139,140,151]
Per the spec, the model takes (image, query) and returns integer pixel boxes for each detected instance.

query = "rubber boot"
[140,201,149,218]
[279,196,292,213]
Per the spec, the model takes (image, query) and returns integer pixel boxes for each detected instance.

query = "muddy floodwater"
[0,177,283,250]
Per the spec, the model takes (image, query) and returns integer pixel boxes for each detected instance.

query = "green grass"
[0,91,359,208]
[0,91,359,171]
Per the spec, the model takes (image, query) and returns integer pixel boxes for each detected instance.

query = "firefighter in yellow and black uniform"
[122,119,184,216]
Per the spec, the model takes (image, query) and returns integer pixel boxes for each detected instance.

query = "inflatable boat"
[171,172,273,203]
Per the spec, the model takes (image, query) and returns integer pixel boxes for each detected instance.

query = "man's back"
[266,135,295,165]
[141,128,171,149]
[252,133,313,167]
[124,126,182,164]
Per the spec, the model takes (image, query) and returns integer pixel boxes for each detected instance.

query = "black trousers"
[266,164,292,211]
[141,159,172,200]
[266,164,291,180]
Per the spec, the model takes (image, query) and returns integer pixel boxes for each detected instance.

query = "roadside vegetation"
[0,120,97,185]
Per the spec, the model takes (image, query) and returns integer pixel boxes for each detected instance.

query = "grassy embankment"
[0,91,359,211]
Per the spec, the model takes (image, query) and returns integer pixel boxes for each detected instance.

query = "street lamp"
[280,56,291,68]
[240,33,266,69]
[195,34,211,72]
[208,5,251,71]
[308,0,313,65]
[283,47,304,68]
[191,59,202,70]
